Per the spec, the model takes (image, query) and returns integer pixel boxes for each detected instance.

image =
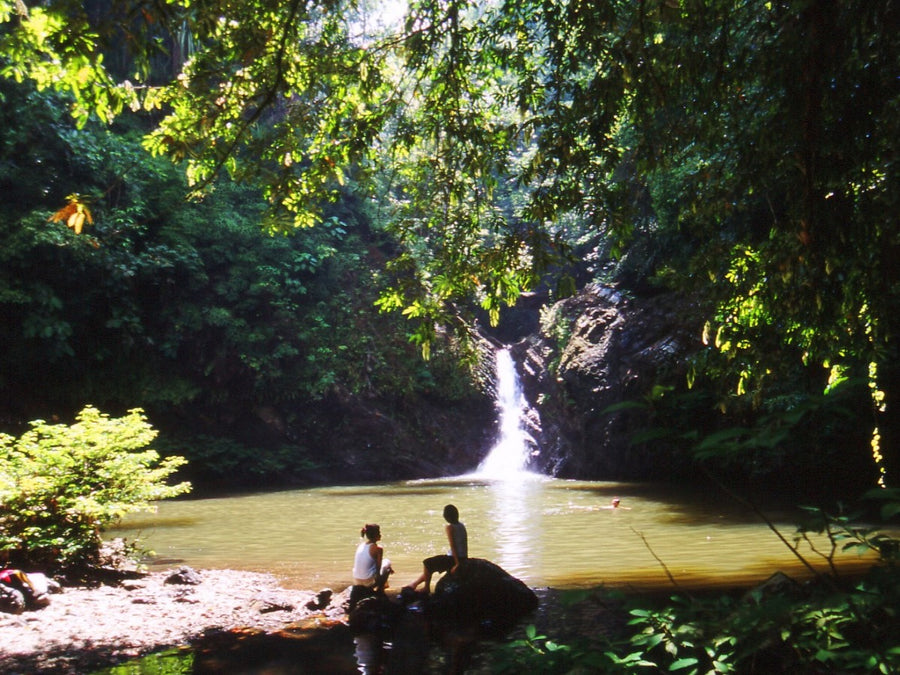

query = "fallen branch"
[631,527,692,598]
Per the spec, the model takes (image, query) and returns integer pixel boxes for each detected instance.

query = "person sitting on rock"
[352,523,392,594]
[404,504,468,595]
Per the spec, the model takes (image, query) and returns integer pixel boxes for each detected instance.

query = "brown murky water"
[108,475,876,591]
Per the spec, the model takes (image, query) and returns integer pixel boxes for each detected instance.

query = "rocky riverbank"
[0,567,350,674]
[0,565,628,674]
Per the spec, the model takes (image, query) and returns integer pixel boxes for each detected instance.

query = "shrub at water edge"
[0,406,190,569]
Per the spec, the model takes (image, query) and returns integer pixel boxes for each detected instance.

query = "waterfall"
[475,348,535,478]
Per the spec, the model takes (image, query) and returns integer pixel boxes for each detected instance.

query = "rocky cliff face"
[503,283,705,481]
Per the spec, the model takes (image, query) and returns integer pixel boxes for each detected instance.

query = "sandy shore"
[0,565,627,674]
[0,568,350,674]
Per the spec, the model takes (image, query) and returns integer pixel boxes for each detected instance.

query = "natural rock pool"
[108,475,875,593]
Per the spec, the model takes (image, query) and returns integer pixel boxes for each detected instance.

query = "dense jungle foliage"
[0,75,487,486]
[2,1,899,671]
[1,0,897,494]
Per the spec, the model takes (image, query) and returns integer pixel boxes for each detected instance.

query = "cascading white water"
[475,348,534,478]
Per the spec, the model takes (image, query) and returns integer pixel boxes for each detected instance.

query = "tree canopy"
[2,0,898,484]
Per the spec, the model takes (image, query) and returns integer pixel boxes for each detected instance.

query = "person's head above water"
[443,504,460,524]
[611,498,621,508]
[361,523,381,541]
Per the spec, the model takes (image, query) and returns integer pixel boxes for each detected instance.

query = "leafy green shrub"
[0,406,190,569]
[489,623,605,674]
[614,568,900,675]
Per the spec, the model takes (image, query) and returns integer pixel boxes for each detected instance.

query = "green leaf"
[669,657,699,671]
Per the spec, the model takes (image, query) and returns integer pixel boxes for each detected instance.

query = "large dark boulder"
[347,591,405,633]
[427,558,538,636]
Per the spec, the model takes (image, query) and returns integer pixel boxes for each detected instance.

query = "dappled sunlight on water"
[108,477,877,592]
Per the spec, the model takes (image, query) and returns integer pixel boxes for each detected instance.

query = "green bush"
[0,406,190,569]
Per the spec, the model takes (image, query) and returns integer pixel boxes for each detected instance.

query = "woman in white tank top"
[352,523,392,591]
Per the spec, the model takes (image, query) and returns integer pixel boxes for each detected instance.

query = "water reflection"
[108,477,876,592]
[354,634,385,674]
[483,475,546,580]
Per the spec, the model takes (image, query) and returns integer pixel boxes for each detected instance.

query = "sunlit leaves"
[47,194,93,234]
[5,0,593,350]
[0,406,190,566]
[141,0,390,232]
[5,0,899,430]
[0,4,138,126]
[627,1,900,457]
